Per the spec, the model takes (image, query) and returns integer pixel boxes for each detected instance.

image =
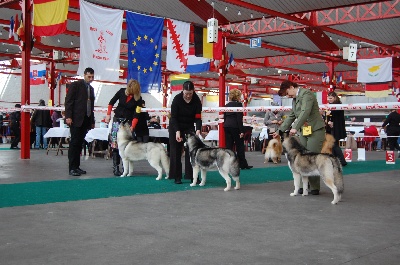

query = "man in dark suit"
[65,67,95,176]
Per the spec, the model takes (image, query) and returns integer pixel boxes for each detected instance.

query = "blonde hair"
[125,79,141,100]
[229,89,242,101]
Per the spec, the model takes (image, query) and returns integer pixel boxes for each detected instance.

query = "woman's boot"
[112,149,122,176]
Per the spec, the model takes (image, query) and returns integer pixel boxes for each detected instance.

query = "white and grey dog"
[282,136,344,205]
[185,133,240,191]
[117,122,170,180]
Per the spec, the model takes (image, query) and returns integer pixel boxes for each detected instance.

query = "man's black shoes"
[76,168,87,174]
[69,170,81,176]
[174,180,182,184]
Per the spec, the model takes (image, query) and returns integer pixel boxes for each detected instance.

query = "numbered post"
[386,151,396,164]
[344,149,352,162]
[357,148,366,161]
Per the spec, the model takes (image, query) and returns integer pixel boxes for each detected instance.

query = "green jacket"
[279,88,325,133]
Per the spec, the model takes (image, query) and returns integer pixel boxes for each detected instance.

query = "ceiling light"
[321,34,324,38]
[312,29,315,33]
[57,38,60,43]
[329,36,332,40]
[250,13,253,18]
[70,41,74,45]
[262,15,265,19]
[238,10,241,16]
[225,6,228,11]
[303,27,306,32]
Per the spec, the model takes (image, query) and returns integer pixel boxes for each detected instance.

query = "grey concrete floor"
[0,143,399,265]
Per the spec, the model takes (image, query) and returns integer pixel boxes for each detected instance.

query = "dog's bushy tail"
[331,157,344,194]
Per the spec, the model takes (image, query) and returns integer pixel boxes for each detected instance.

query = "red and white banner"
[357,57,392,83]
[77,0,123,81]
[166,19,190,72]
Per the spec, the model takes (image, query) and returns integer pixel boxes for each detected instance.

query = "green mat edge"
[1,160,399,208]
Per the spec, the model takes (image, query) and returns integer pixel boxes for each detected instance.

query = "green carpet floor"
[1,160,399,208]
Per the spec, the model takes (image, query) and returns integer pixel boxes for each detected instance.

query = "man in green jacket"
[273,80,326,195]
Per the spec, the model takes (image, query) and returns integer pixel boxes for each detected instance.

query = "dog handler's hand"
[195,130,201,136]
[289,128,297,136]
[66,118,72,126]
[105,115,111,123]
[176,131,182,142]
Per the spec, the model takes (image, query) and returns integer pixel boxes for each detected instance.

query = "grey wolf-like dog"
[117,122,169,180]
[282,136,344,204]
[185,133,240,191]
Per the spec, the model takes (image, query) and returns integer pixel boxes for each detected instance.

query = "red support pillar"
[218,37,227,148]
[20,0,32,159]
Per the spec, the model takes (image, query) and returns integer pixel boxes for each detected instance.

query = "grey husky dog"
[282,136,344,204]
[185,133,240,191]
[117,122,169,180]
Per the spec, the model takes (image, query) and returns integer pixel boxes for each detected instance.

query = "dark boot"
[112,150,122,176]
[333,145,347,166]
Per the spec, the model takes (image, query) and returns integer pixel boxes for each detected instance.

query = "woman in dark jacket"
[223,89,252,169]
[134,100,150,143]
[105,79,143,176]
[325,92,347,166]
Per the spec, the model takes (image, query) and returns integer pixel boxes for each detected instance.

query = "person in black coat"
[30,99,52,149]
[105,79,143,176]
[65,67,96,176]
[382,109,400,155]
[135,100,150,143]
[9,103,21,149]
[169,81,202,184]
[325,91,347,166]
[223,89,252,169]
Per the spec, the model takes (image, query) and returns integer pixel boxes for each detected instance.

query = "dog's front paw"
[165,175,169,179]
[290,192,299,196]
[190,183,196,187]
[224,187,231,191]
[156,176,162,180]
[302,190,309,196]
[199,182,205,186]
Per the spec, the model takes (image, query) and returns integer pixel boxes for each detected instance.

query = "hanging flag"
[315,91,328,104]
[186,56,210,73]
[126,12,164,93]
[337,72,342,84]
[78,0,123,82]
[170,74,190,91]
[357,57,392,83]
[9,16,14,39]
[365,82,389,98]
[32,0,69,37]
[166,19,190,72]
[332,73,337,85]
[13,14,19,41]
[30,63,46,85]
[225,53,235,74]
[194,26,222,60]
[322,72,326,85]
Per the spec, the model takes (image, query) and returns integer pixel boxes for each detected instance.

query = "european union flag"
[126,12,164,93]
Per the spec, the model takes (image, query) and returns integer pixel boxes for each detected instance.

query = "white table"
[85,128,109,142]
[205,130,219,141]
[43,128,70,155]
[149,129,169,138]
[85,128,110,159]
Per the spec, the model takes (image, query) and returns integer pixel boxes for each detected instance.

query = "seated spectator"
[148,116,161,129]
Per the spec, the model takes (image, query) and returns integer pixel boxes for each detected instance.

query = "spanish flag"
[194,26,222,60]
[33,0,69,37]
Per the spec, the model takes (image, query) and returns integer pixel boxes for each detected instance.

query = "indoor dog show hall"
[1,0,400,264]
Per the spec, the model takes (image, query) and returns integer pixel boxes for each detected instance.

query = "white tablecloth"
[85,128,109,143]
[205,130,219,141]
[44,128,70,138]
[149,129,169,138]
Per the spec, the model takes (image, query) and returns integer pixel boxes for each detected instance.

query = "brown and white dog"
[264,135,283,164]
